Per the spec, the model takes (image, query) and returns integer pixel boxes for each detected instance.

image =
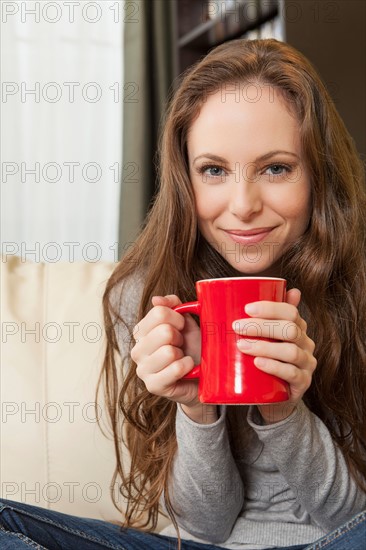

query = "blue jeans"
[0,499,365,549]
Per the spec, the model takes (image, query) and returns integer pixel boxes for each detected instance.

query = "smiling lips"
[223,227,275,244]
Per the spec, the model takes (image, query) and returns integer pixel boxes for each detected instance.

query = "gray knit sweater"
[112,274,366,549]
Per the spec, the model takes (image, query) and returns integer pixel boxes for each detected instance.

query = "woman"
[1,38,365,550]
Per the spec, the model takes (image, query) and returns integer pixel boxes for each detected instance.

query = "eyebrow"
[192,150,300,164]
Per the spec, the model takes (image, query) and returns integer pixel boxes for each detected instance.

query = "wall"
[284,0,366,160]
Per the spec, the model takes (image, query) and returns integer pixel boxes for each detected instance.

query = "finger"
[140,356,196,396]
[253,357,312,392]
[237,339,312,370]
[244,299,304,329]
[285,288,308,333]
[233,318,304,344]
[135,344,185,378]
[133,297,185,339]
[132,323,184,361]
[152,295,200,336]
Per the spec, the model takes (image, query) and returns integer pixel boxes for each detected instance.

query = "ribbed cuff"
[246,400,305,432]
[177,403,227,427]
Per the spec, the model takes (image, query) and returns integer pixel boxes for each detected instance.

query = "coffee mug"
[173,277,290,404]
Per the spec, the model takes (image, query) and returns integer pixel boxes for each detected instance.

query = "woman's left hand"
[233,288,317,424]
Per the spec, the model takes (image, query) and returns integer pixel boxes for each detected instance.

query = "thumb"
[285,288,301,308]
[152,295,199,334]
[151,294,182,308]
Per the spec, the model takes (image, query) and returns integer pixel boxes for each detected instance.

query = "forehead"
[187,85,301,158]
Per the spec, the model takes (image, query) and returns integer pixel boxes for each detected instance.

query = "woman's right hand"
[130,294,202,409]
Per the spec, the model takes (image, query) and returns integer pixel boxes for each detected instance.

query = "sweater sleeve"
[246,400,366,532]
[168,403,245,544]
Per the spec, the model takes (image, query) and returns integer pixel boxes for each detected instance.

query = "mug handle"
[173,301,201,379]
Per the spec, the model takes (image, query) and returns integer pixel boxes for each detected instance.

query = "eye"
[198,164,226,179]
[263,163,292,178]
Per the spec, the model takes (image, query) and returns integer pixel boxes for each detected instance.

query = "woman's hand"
[233,288,317,424]
[131,295,216,423]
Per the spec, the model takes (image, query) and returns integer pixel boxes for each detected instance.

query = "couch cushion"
[1,256,123,521]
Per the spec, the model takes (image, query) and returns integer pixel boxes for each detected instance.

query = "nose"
[229,177,263,220]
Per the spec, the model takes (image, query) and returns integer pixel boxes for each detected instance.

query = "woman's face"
[187,84,312,276]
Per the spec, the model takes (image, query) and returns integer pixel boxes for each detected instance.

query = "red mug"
[173,277,290,404]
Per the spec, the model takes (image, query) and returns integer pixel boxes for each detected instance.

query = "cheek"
[196,202,212,221]
[193,187,221,220]
[283,188,312,226]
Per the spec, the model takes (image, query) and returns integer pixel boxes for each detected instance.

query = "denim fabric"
[0,499,364,550]
[303,509,366,549]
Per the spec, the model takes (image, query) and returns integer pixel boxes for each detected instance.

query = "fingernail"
[238,339,252,349]
[232,320,241,331]
[245,303,258,315]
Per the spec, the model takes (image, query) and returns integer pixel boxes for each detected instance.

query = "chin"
[230,263,274,277]
[245,264,283,278]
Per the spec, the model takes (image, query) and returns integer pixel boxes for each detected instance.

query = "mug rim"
[196,277,286,283]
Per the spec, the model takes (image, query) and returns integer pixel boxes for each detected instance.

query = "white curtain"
[1,1,124,263]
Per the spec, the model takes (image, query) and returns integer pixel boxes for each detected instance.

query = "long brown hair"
[96,38,366,540]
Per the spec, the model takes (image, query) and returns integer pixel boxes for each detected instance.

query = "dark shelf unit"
[173,0,365,160]
[176,0,279,73]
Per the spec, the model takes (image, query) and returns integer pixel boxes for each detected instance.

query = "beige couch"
[1,255,169,530]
